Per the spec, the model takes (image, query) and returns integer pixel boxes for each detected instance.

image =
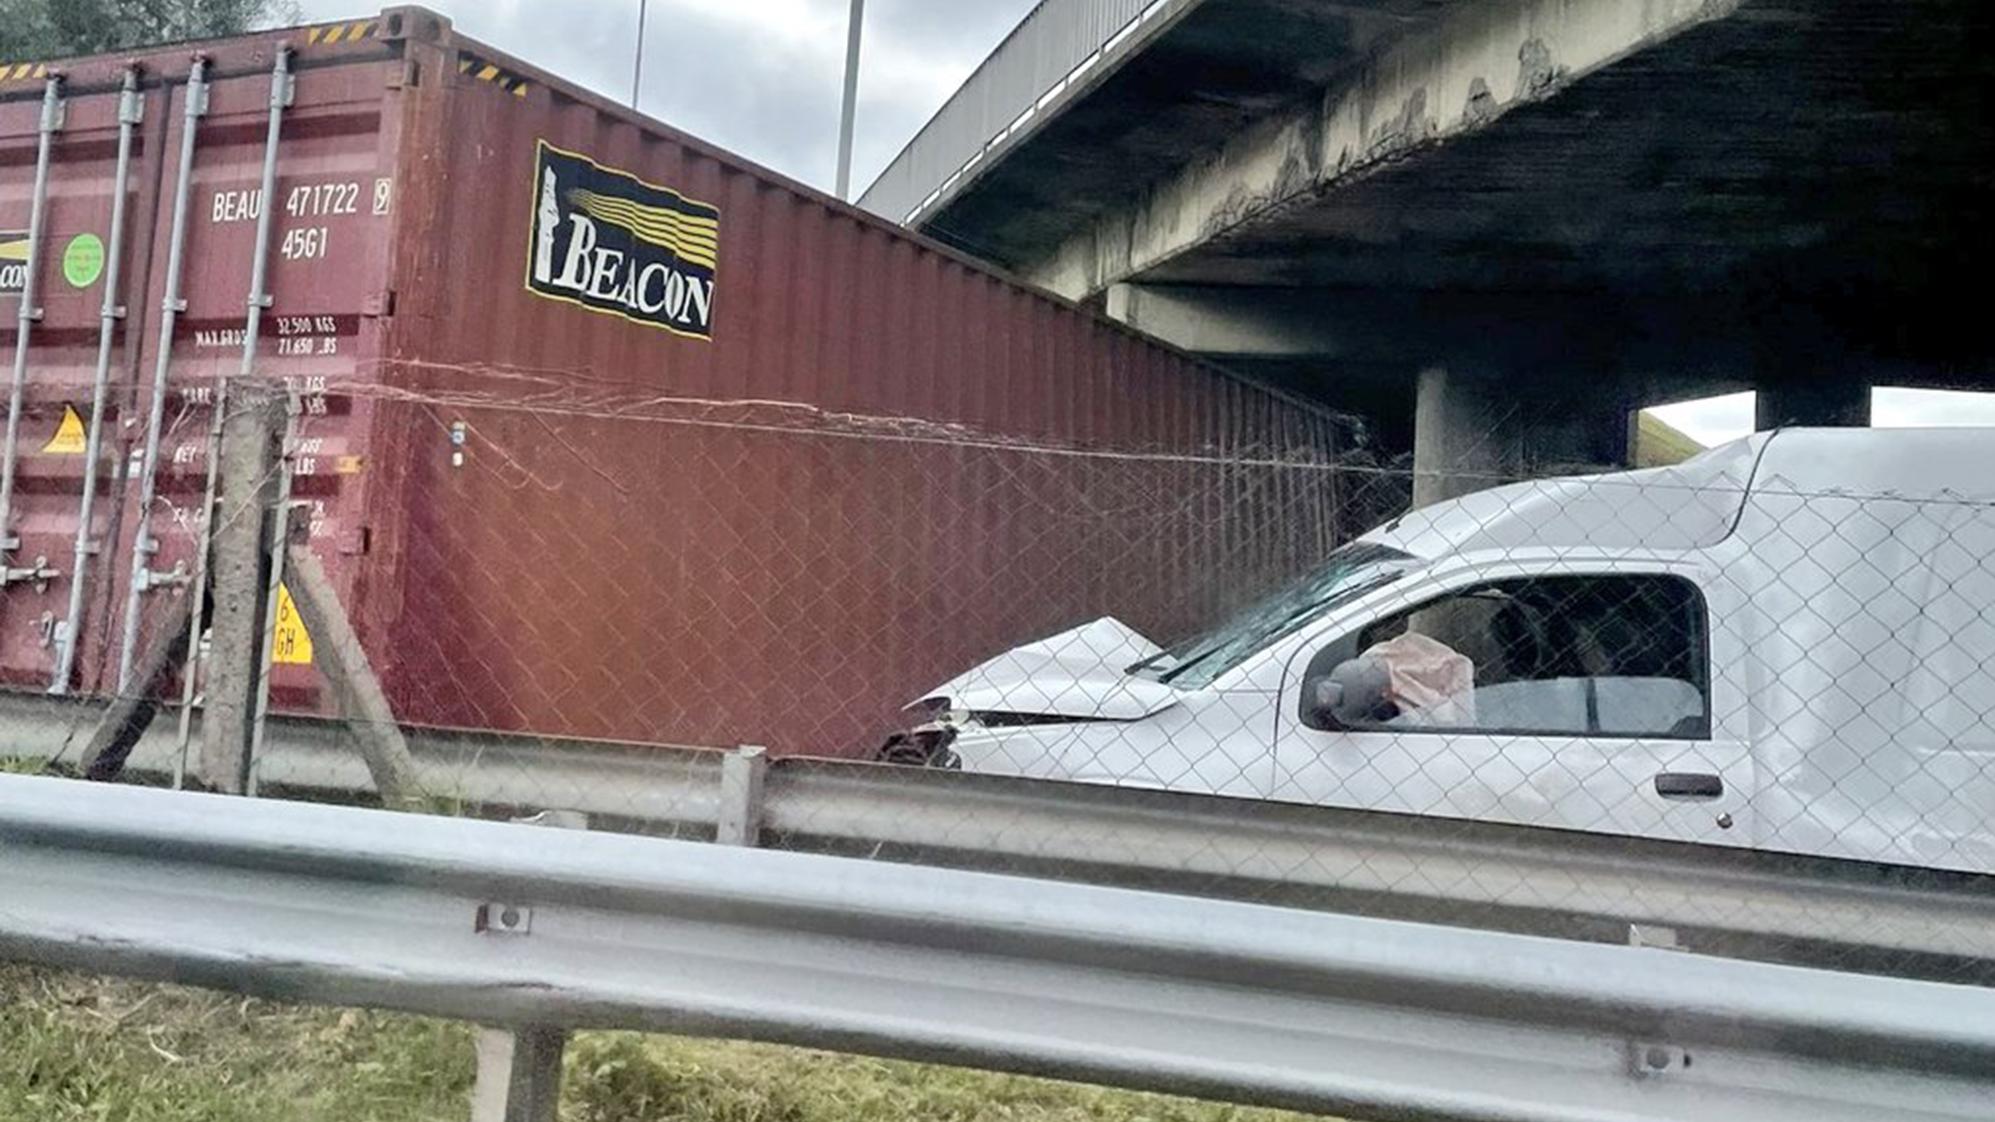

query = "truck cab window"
[1321,574,1710,738]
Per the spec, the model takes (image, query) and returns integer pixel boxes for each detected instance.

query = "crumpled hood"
[915,617,1183,721]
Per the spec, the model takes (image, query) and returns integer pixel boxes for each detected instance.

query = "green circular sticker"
[62,233,105,288]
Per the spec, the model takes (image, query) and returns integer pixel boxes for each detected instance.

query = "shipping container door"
[113,42,406,715]
[0,36,404,709]
[0,68,160,694]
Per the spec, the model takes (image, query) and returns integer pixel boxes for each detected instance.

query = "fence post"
[717,744,768,847]
[469,808,587,1122]
[282,543,425,808]
[197,379,286,794]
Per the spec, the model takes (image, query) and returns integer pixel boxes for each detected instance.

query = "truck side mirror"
[1302,656,1389,731]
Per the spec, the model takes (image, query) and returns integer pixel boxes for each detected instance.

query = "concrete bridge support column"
[1412,366,1631,509]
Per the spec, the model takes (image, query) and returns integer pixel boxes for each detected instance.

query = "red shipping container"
[0,7,1351,758]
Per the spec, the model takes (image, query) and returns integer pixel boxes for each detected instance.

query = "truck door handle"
[1654,772,1724,800]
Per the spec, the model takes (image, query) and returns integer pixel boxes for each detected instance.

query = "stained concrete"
[919,0,1994,482]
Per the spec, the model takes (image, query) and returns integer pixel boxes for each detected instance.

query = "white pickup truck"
[889,428,1995,874]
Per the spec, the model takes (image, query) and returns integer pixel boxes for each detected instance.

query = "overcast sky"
[1648,388,1995,447]
[298,0,1035,195]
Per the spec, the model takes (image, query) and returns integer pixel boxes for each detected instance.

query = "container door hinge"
[135,560,192,593]
[362,289,396,317]
[1,555,60,592]
[132,532,192,593]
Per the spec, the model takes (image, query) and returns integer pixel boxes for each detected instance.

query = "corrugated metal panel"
[374,18,1349,754]
[0,7,1352,758]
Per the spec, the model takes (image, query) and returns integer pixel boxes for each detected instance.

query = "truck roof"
[1369,427,1995,560]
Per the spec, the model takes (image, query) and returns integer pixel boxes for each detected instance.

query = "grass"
[1,968,1337,1122]
[0,967,471,1122]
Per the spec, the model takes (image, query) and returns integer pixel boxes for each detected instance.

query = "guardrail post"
[472,1025,566,1122]
[716,744,767,846]
[197,379,287,794]
[470,808,586,1122]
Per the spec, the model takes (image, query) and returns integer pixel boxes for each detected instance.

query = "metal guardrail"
[858,0,1200,225]
[3,773,1993,1122]
[771,764,1995,983]
[6,691,1994,984]
[0,692,725,829]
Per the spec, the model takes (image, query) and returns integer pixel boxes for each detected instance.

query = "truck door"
[1272,568,1755,848]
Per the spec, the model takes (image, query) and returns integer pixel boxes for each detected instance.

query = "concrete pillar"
[716,744,768,846]
[1414,367,1506,509]
[199,380,288,794]
[1412,365,1630,509]
[1755,380,1870,430]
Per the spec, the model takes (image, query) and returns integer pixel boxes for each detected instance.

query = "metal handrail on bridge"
[858,0,1199,225]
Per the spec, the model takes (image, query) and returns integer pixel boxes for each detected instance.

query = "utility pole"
[834,0,866,199]
[630,0,649,108]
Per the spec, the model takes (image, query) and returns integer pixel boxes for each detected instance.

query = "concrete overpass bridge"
[863,0,1993,502]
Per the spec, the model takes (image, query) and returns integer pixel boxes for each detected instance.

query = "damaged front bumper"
[876,713,964,769]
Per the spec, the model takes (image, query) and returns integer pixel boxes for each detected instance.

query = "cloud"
[293,0,1032,192]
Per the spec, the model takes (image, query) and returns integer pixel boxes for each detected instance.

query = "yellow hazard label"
[271,583,315,666]
[42,404,86,454]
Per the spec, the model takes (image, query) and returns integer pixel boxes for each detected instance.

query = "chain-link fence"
[8,374,1993,988]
